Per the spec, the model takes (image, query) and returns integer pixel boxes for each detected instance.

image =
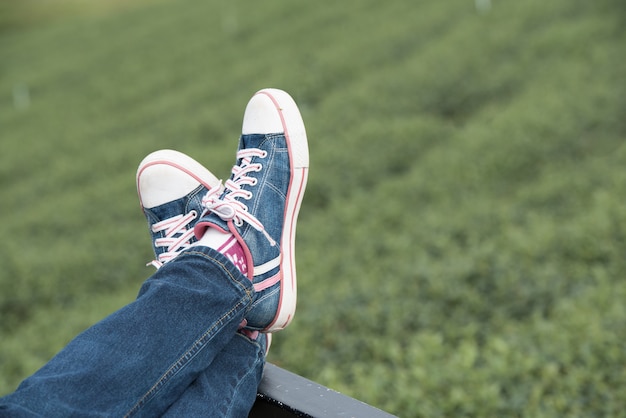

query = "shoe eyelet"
[260,151,268,158]
[189,210,198,219]
[235,219,244,227]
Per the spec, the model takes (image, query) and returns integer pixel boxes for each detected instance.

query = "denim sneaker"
[137,149,221,268]
[194,88,309,332]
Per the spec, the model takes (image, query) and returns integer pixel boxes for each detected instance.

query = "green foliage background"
[1,0,625,416]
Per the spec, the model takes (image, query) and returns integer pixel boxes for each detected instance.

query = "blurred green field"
[1,0,626,416]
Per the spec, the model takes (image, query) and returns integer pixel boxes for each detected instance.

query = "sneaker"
[137,149,221,268]
[194,88,309,332]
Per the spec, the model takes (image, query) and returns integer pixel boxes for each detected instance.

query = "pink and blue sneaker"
[194,88,309,333]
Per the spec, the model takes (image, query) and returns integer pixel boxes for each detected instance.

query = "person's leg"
[0,246,253,418]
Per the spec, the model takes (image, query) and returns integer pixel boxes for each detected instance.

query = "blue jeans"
[0,246,266,417]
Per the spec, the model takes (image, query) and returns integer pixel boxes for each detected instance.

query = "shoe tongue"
[239,133,270,151]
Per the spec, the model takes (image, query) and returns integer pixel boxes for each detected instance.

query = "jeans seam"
[124,251,253,417]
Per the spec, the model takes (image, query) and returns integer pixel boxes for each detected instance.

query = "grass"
[1,0,626,416]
